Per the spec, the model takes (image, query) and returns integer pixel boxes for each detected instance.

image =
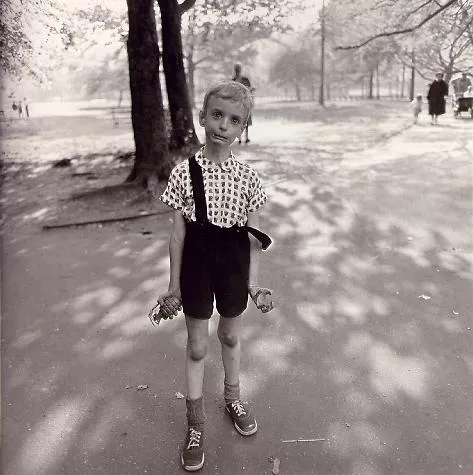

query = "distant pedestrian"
[232,63,255,144]
[455,73,472,96]
[427,73,448,125]
[154,80,274,472]
[23,97,29,118]
[17,100,23,118]
[410,94,423,124]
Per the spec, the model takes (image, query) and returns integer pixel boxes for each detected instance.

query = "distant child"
[23,97,29,118]
[410,94,423,124]
[156,80,274,472]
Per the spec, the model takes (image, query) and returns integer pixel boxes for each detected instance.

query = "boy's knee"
[188,339,208,361]
[217,329,239,348]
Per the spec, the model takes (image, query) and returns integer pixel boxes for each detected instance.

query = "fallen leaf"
[452,310,459,315]
[137,385,149,390]
[418,294,431,300]
[272,458,280,475]
[175,392,185,399]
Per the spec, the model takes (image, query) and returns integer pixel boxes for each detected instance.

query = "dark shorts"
[180,222,250,319]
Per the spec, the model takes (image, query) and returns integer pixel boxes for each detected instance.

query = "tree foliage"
[331,0,462,50]
[182,0,298,101]
[66,5,129,98]
[269,36,320,100]
[407,3,473,80]
[0,0,72,81]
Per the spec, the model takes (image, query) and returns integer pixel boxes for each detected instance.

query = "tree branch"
[178,0,196,16]
[336,0,458,50]
[403,0,434,23]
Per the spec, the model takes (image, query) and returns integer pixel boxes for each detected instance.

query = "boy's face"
[199,96,247,147]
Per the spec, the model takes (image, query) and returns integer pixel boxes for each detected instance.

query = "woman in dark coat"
[427,73,449,125]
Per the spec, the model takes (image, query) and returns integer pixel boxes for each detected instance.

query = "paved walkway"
[2,109,472,475]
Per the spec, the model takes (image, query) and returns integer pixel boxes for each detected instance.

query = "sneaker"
[181,427,204,472]
[225,400,258,436]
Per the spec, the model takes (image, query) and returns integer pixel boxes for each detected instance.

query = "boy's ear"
[198,110,205,126]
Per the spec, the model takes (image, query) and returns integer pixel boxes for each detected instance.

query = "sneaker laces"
[231,401,247,417]
[187,428,202,449]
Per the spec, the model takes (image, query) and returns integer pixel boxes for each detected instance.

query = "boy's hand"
[148,291,182,326]
[249,285,274,313]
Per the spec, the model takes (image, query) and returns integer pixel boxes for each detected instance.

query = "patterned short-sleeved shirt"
[160,148,267,227]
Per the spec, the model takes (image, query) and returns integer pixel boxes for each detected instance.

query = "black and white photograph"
[1,1,472,474]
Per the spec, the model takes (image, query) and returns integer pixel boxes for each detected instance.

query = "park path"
[2,104,472,475]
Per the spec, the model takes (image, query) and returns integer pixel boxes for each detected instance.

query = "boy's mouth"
[212,133,228,142]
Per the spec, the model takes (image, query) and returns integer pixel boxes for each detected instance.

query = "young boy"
[410,94,423,124]
[157,80,274,472]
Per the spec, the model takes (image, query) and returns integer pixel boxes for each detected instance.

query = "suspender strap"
[187,155,272,250]
[246,226,272,251]
[188,155,207,224]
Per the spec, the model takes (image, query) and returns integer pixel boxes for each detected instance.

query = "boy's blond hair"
[202,80,253,122]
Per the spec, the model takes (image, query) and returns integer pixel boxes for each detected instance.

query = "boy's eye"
[231,117,241,124]
[212,111,222,119]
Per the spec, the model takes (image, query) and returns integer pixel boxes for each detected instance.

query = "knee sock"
[186,396,205,431]
[224,380,241,405]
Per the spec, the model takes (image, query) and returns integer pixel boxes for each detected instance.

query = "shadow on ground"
[2,104,473,475]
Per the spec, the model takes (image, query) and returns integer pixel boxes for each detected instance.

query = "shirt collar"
[196,147,236,173]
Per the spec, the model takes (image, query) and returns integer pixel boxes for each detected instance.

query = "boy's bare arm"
[155,210,186,319]
[247,210,274,313]
[168,210,186,294]
[246,210,261,285]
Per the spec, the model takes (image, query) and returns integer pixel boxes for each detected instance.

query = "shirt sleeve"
[160,164,186,211]
[247,170,267,212]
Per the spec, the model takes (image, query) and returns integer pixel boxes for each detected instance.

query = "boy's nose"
[219,117,229,130]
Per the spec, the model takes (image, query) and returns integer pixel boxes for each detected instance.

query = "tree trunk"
[126,0,171,186]
[376,63,380,99]
[368,71,374,99]
[186,8,197,108]
[158,0,200,152]
[319,0,325,106]
[401,62,406,98]
[295,82,301,101]
[444,62,454,83]
[409,50,415,101]
[187,58,196,109]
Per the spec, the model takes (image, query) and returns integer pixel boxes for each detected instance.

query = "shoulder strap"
[188,155,207,224]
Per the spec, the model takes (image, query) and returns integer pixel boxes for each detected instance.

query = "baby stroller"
[449,72,473,118]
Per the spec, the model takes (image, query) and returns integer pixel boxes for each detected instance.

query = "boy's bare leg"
[217,315,242,386]
[218,314,258,435]
[185,316,210,400]
[182,316,208,471]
